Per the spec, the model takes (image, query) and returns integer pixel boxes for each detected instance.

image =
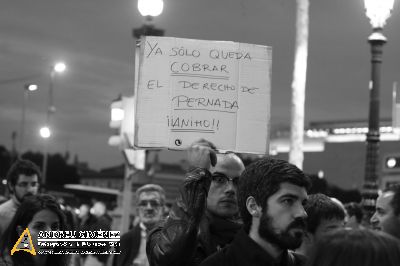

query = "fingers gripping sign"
[187,139,217,169]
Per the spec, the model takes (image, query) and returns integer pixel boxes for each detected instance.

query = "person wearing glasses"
[147,139,245,266]
[114,184,166,266]
[0,159,41,238]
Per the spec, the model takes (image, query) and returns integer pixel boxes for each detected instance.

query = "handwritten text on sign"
[135,36,272,154]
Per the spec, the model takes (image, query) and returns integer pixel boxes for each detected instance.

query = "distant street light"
[41,61,66,189]
[26,84,38,91]
[19,83,38,155]
[137,0,164,16]
[362,0,395,213]
[54,62,66,73]
[40,126,51,139]
[133,0,165,39]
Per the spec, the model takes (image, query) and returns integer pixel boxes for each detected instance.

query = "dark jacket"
[200,230,307,266]
[146,169,241,266]
[92,214,113,263]
[113,225,141,266]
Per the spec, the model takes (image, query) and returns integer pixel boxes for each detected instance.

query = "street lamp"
[19,83,38,155]
[133,0,165,39]
[362,0,395,213]
[41,61,66,188]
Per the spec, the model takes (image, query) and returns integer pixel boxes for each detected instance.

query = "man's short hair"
[136,184,166,205]
[6,159,41,188]
[238,158,311,233]
[386,184,400,216]
[305,193,346,234]
[344,202,363,223]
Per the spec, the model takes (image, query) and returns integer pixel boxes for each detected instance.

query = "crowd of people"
[0,139,400,266]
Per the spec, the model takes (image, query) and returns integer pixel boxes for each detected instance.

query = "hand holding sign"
[187,139,217,169]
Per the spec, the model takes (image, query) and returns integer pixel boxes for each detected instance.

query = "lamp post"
[19,84,38,156]
[41,62,66,188]
[362,0,395,213]
[133,0,165,39]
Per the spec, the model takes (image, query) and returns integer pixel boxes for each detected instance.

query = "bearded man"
[0,159,41,238]
[200,158,311,266]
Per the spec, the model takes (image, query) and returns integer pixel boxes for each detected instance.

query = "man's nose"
[370,212,378,225]
[295,205,308,219]
[224,180,236,194]
[27,185,37,193]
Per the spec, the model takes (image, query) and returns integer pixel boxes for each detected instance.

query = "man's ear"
[7,183,14,194]
[246,196,262,218]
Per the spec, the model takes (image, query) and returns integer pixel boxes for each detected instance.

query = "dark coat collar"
[226,230,302,266]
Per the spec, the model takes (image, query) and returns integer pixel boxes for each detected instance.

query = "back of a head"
[6,159,41,188]
[307,229,400,266]
[92,201,107,217]
[344,202,363,223]
[305,194,346,235]
[238,157,311,233]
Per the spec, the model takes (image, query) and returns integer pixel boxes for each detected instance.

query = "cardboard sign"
[134,36,272,154]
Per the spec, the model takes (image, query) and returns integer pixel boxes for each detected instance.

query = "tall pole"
[42,70,55,188]
[362,30,387,214]
[19,89,28,156]
[289,0,309,169]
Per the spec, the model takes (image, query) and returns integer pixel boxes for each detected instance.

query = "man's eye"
[51,224,60,231]
[216,176,226,183]
[34,223,46,231]
[282,199,294,205]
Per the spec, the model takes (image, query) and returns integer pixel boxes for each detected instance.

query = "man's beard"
[258,212,306,250]
[16,192,34,203]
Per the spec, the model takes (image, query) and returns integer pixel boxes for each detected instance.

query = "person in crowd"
[200,158,311,266]
[147,139,245,266]
[344,202,364,229]
[57,197,78,231]
[163,202,172,218]
[78,203,98,231]
[0,159,41,238]
[114,184,166,266]
[76,203,98,266]
[83,201,112,266]
[0,194,69,266]
[296,193,346,256]
[306,229,400,266]
[371,184,400,239]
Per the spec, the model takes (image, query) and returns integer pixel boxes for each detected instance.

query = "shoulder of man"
[0,199,13,212]
[288,251,307,266]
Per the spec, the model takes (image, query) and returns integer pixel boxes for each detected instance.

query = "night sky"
[1,0,399,170]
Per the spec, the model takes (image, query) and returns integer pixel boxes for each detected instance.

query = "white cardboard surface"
[134,36,272,154]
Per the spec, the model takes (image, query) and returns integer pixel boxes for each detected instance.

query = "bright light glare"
[111,108,124,121]
[387,158,397,168]
[54,62,66,73]
[26,84,38,91]
[138,0,164,16]
[40,126,51,138]
[364,0,394,28]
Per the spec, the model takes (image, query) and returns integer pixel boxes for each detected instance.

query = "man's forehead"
[139,191,161,200]
[17,174,38,182]
[271,182,308,199]
[377,192,394,207]
[211,154,244,175]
